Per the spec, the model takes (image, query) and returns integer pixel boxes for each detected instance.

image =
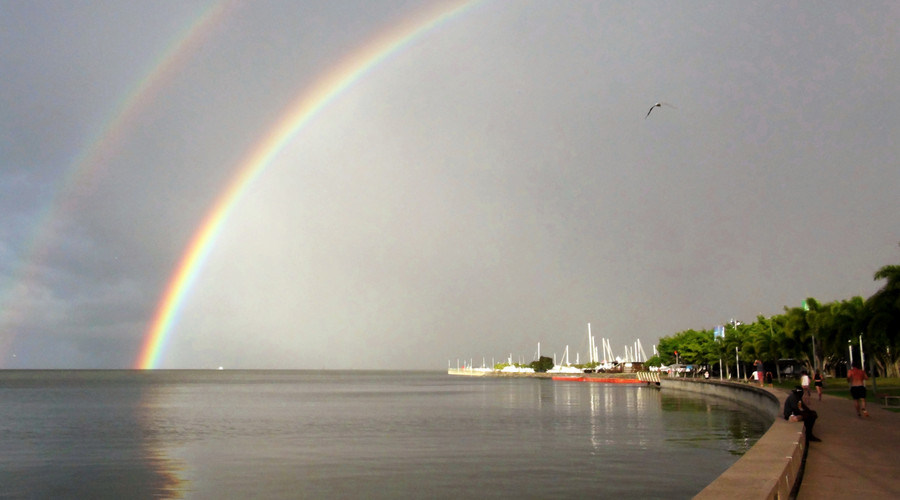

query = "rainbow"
[135,0,479,369]
[0,1,233,364]
[63,2,232,195]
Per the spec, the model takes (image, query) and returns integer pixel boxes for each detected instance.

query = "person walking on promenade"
[755,359,764,387]
[813,370,824,401]
[784,386,821,442]
[847,361,869,417]
[800,370,811,404]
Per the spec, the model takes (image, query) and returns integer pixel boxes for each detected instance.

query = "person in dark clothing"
[814,370,824,401]
[784,386,820,442]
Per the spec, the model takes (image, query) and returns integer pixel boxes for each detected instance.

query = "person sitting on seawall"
[784,386,821,442]
[847,361,869,418]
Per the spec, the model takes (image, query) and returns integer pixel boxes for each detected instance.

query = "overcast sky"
[2,0,898,369]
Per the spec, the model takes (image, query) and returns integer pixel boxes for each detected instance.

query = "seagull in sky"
[645,102,676,118]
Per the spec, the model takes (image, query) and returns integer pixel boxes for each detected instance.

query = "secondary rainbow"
[0,2,232,365]
[136,1,479,369]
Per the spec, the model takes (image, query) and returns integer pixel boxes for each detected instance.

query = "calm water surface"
[0,370,769,499]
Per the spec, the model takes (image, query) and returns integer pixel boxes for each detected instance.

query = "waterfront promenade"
[658,378,900,499]
[795,389,900,499]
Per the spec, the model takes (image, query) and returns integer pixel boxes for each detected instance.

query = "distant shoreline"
[447,369,641,380]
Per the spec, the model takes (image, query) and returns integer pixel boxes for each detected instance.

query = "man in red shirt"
[847,361,869,417]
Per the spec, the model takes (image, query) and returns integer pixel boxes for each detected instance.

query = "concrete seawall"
[660,379,805,500]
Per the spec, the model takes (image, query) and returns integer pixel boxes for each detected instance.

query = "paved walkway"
[795,388,900,499]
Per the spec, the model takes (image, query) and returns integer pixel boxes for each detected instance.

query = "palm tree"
[830,296,868,368]
[865,262,900,376]
[724,320,753,379]
[809,301,837,371]
[783,304,813,368]
[752,314,786,382]
[799,298,838,372]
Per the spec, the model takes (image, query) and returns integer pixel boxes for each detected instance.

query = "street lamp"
[714,325,725,381]
[730,319,742,380]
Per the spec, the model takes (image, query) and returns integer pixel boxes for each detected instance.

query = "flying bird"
[645,102,676,119]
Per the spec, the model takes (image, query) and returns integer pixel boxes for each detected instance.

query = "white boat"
[547,345,582,374]
[500,365,535,373]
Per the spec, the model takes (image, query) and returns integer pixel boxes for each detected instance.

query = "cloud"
[2,1,898,368]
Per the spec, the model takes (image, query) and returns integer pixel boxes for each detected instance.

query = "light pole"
[714,325,725,380]
[803,300,818,372]
[812,334,818,372]
[767,317,780,382]
[859,333,865,369]
[848,339,853,369]
[730,319,742,380]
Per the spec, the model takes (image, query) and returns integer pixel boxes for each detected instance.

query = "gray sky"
[2,0,898,369]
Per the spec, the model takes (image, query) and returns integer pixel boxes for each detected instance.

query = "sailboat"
[547,345,582,374]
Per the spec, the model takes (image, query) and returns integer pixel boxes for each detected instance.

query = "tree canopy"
[652,245,900,378]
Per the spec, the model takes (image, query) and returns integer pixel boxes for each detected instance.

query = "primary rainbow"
[135,0,479,369]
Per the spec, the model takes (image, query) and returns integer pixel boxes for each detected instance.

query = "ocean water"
[0,371,769,499]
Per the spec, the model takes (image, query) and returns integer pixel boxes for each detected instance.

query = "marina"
[450,323,651,378]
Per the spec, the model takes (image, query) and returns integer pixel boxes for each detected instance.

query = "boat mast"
[587,323,594,364]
